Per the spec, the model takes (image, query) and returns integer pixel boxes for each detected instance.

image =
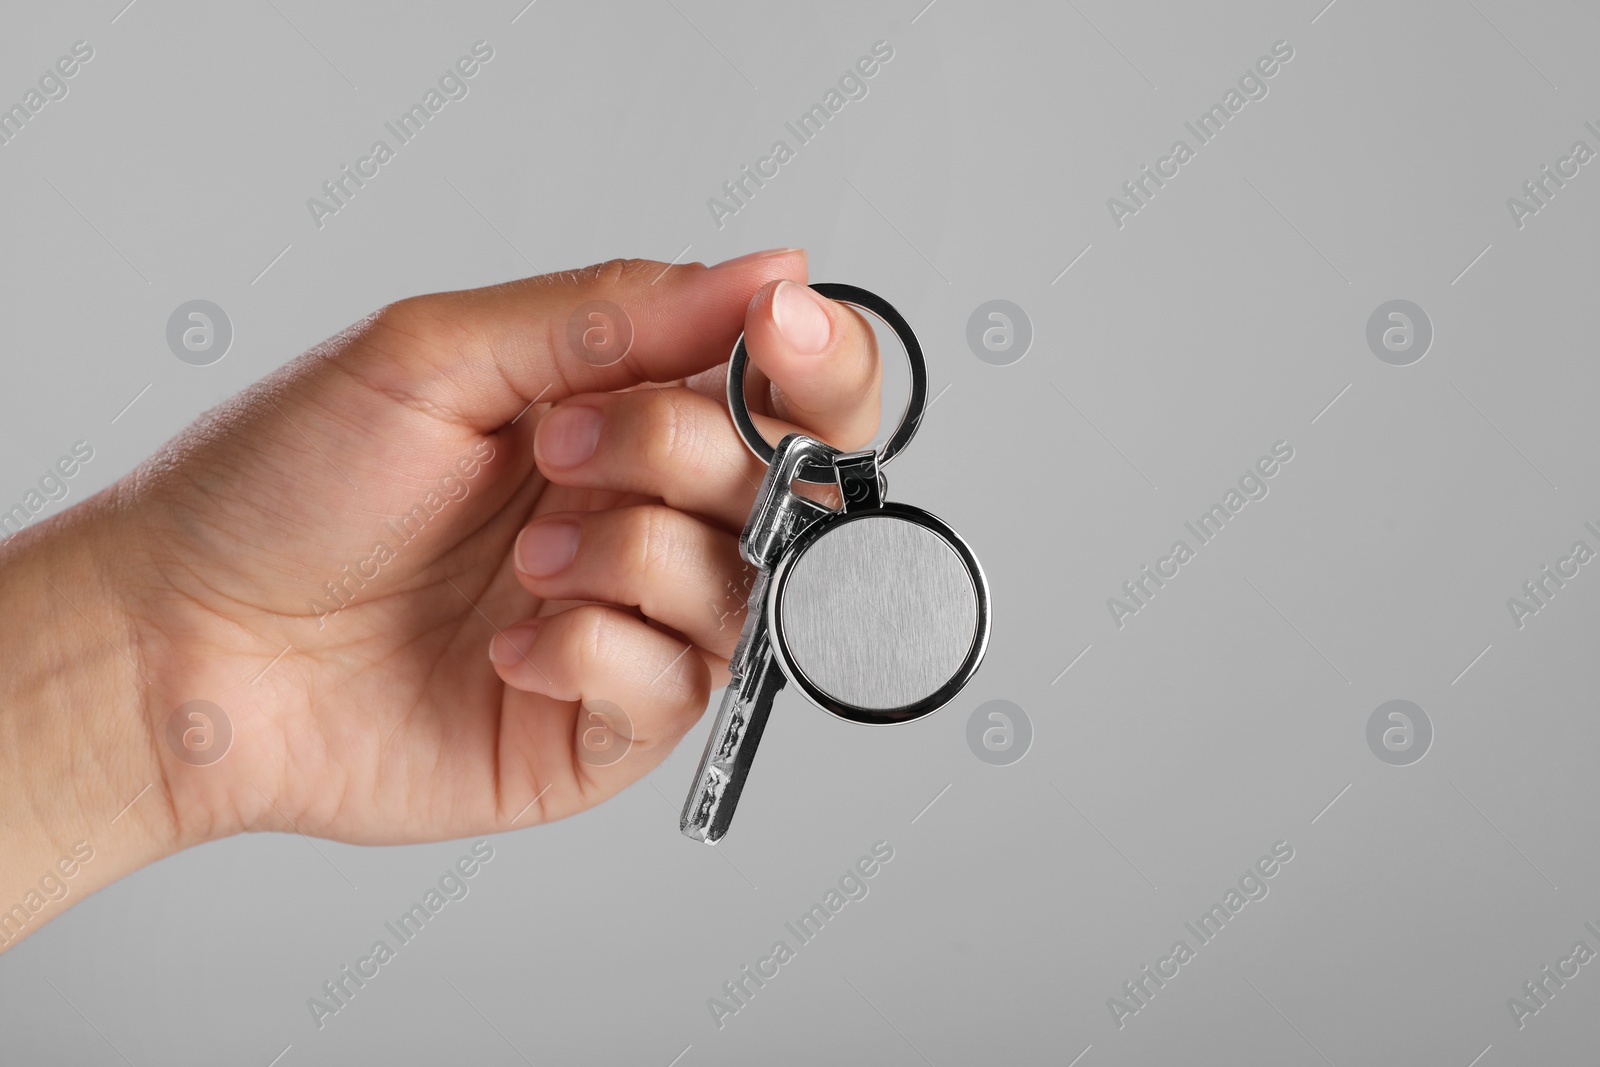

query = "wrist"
[0,491,180,950]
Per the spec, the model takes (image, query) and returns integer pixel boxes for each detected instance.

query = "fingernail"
[537,405,602,468]
[516,522,581,577]
[711,247,802,270]
[773,280,832,355]
[490,623,540,666]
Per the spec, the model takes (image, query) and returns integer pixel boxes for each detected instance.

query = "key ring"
[727,282,929,485]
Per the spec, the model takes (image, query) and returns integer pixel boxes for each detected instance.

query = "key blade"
[679,434,834,844]
[679,644,786,844]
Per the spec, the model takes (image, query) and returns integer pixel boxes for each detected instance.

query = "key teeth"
[680,768,728,842]
[711,705,750,760]
[680,808,712,842]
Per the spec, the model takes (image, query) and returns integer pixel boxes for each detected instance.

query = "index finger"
[359,249,807,432]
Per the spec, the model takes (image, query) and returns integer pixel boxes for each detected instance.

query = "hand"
[0,249,887,947]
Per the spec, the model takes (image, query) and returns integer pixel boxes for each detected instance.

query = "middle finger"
[512,502,755,659]
[534,385,813,531]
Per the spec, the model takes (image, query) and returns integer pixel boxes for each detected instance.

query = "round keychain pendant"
[768,501,989,724]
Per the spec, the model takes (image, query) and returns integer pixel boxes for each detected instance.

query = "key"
[678,283,992,844]
[679,434,835,844]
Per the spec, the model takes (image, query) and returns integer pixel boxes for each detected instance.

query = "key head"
[767,504,990,724]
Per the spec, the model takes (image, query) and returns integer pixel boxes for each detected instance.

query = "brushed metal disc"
[774,512,979,713]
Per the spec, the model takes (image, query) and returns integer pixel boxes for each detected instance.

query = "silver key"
[679,434,834,843]
[679,283,991,844]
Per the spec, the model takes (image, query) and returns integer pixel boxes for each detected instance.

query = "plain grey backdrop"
[3,0,1599,1063]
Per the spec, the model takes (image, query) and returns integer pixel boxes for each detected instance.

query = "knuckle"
[627,505,679,586]
[840,311,883,446]
[372,294,452,350]
[540,310,580,398]
[635,390,694,478]
[572,256,709,299]
[562,604,615,678]
[660,648,712,724]
[340,296,474,420]
[586,257,656,290]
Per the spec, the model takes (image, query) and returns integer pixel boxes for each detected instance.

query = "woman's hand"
[0,249,885,948]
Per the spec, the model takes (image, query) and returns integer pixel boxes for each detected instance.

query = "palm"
[136,347,700,847]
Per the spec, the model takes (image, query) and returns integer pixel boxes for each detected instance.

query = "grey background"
[1,0,1596,1063]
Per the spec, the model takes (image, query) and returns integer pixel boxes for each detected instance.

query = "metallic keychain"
[679,283,991,844]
